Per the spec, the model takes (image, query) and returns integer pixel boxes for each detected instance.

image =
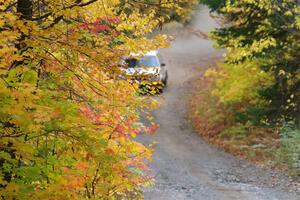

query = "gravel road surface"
[139,5,300,200]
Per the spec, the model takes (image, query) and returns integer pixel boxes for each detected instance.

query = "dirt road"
[139,5,300,200]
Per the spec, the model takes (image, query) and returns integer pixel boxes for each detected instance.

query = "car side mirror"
[161,63,166,67]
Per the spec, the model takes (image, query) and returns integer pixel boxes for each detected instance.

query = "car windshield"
[125,55,159,68]
[138,55,159,67]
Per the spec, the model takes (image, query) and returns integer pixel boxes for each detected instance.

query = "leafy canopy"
[0,0,196,199]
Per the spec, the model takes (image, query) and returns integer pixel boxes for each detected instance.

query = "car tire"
[162,71,168,86]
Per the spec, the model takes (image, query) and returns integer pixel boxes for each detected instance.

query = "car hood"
[123,67,160,76]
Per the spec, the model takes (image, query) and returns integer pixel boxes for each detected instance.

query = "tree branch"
[32,0,98,21]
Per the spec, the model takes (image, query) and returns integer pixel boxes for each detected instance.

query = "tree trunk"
[9,0,33,70]
[17,0,33,20]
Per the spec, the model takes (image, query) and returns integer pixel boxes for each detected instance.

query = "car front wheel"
[162,71,168,86]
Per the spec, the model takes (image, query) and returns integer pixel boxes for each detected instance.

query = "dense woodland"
[204,0,300,124]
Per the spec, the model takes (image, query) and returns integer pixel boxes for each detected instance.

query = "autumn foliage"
[0,0,196,199]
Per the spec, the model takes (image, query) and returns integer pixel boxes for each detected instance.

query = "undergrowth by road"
[187,68,300,187]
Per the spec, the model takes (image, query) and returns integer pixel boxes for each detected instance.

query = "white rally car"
[119,50,168,86]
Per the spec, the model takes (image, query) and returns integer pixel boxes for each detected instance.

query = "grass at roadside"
[187,72,300,183]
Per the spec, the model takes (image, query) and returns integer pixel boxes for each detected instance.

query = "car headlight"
[150,74,160,81]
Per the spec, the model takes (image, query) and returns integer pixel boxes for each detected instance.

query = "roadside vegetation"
[189,0,300,180]
[0,0,197,199]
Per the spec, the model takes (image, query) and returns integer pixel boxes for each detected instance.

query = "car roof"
[144,50,158,56]
[130,50,158,57]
